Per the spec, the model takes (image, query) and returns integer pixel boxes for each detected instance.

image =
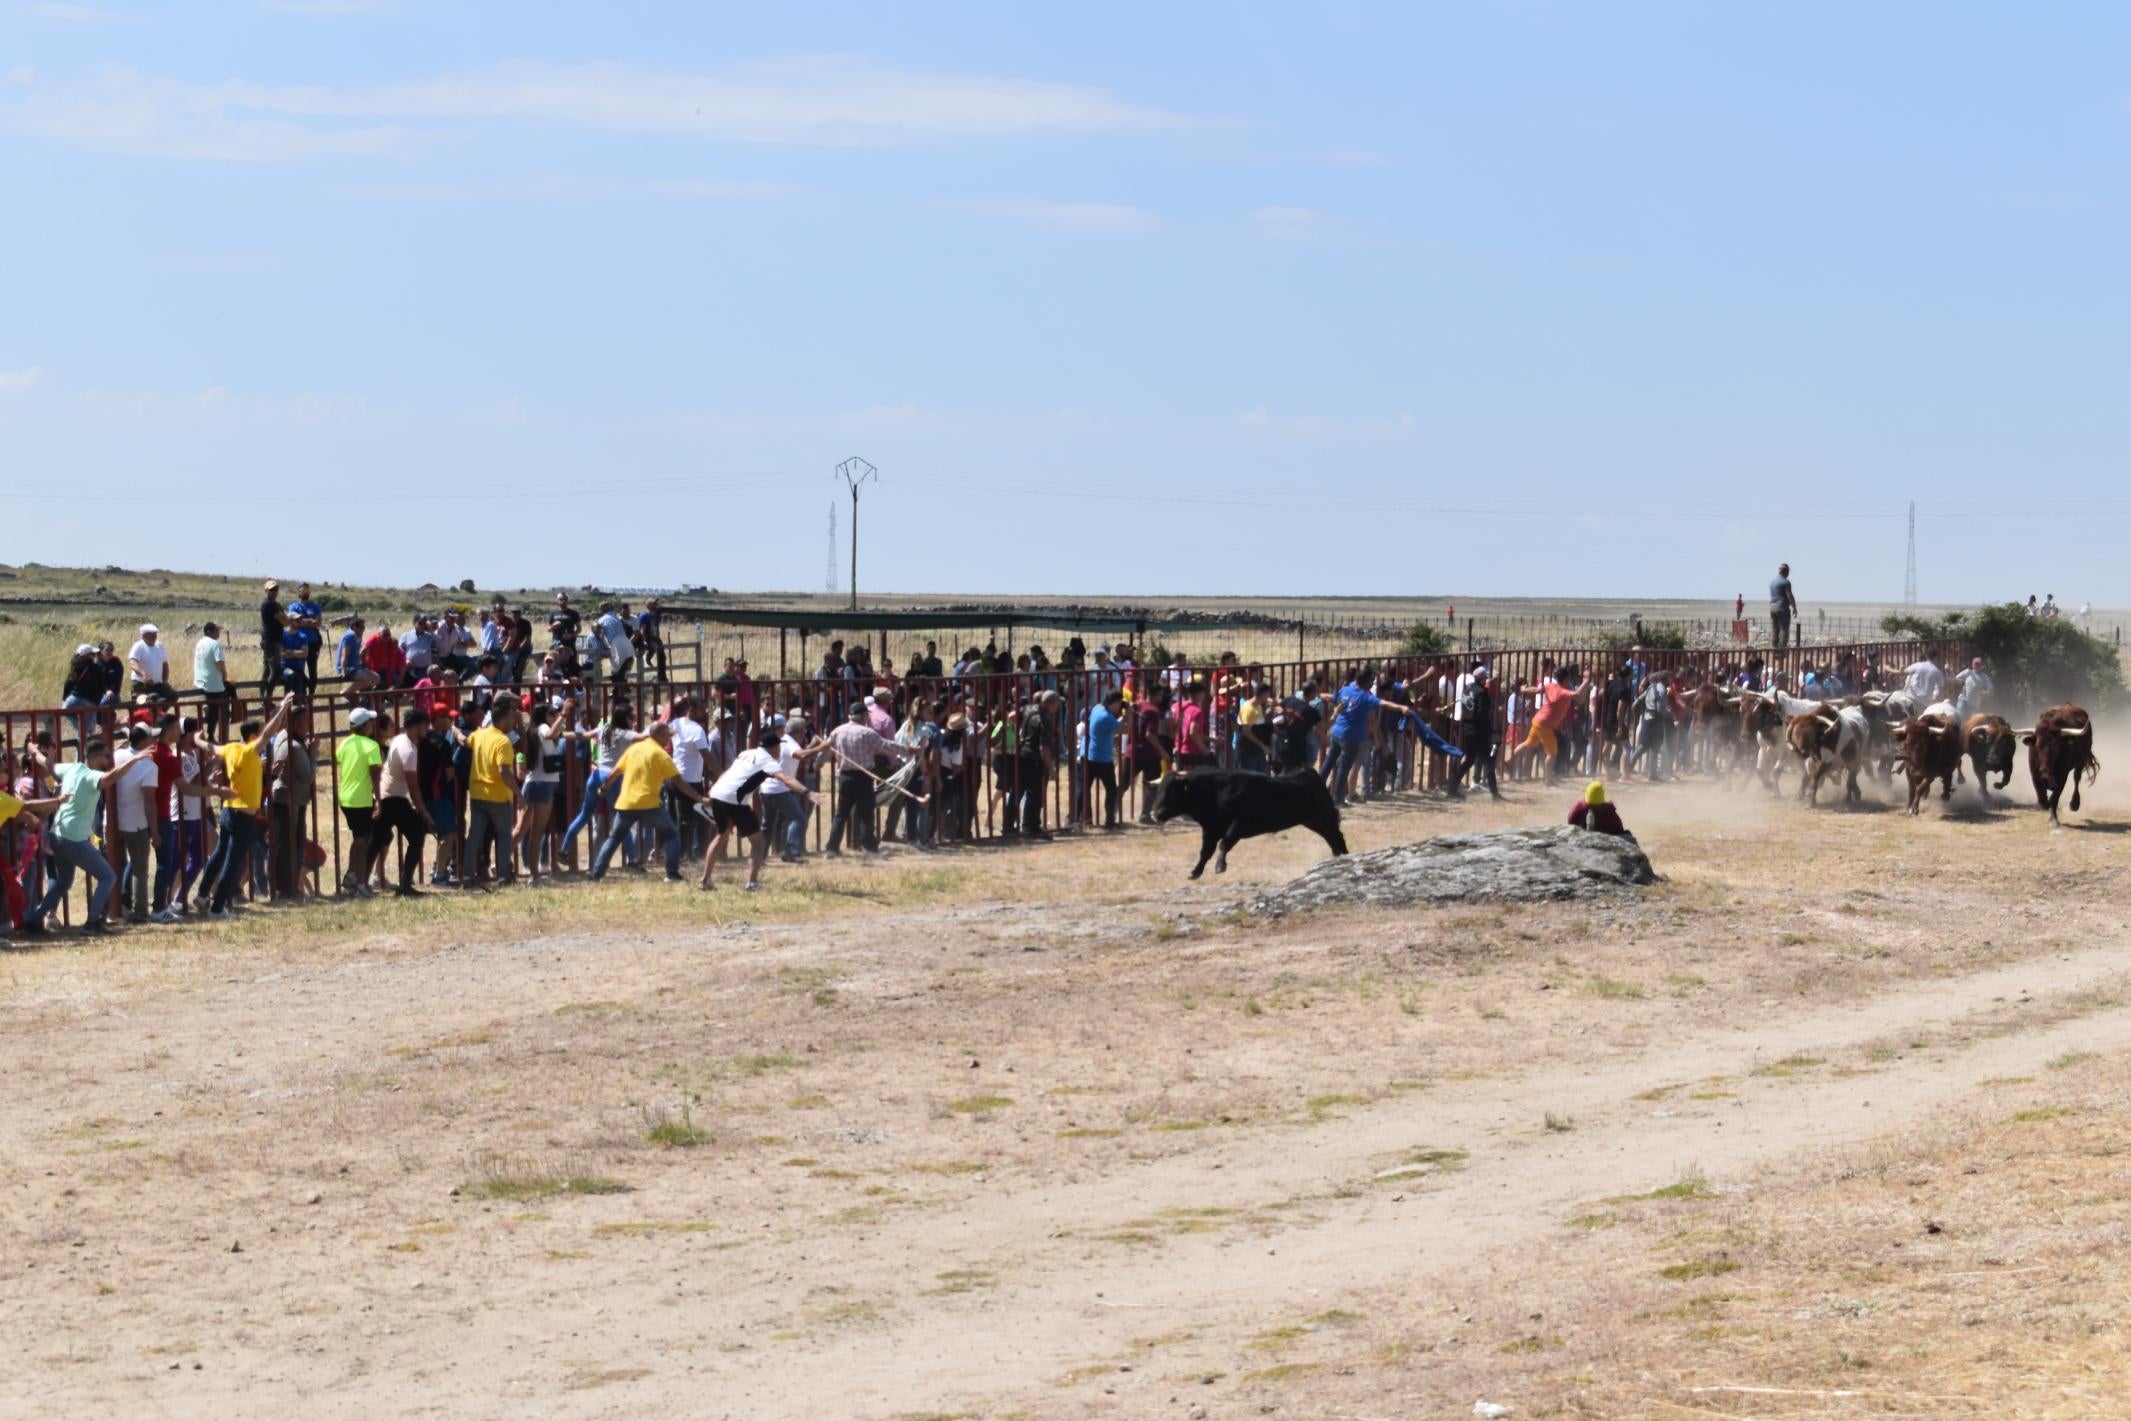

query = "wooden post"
[779,627,788,680]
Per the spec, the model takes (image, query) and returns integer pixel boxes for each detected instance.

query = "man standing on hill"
[258,580,286,698]
[825,701,909,857]
[1769,563,1798,649]
[288,582,323,692]
[193,623,232,739]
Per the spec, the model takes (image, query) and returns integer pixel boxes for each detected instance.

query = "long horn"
[2057,726,2091,738]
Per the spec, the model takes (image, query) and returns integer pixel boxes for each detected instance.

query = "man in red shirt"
[1508,665,1593,784]
[362,621,407,686]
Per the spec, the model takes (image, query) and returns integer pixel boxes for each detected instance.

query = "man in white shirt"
[667,696,711,858]
[110,724,162,922]
[1954,657,1994,721]
[1903,650,1947,706]
[128,624,175,701]
[698,725,822,892]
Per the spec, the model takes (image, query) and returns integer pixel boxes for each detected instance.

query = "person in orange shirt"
[1508,665,1593,785]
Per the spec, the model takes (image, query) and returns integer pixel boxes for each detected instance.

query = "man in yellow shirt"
[588,722,705,883]
[203,692,298,920]
[462,698,521,890]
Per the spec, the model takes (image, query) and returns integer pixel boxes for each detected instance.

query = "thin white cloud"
[22,2,132,23]
[356,173,806,202]
[1247,205,1323,239]
[0,365,43,395]
[1234,407,1418,439]
[3,57,1189,162]
[968,199,1158,234]
[260,0,389,14]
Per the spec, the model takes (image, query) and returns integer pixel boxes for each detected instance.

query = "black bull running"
[1151,768,1350,878]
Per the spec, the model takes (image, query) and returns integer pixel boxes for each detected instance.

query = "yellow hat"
[1585,780,1607,806]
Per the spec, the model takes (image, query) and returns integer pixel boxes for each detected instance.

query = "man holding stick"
[824,701,912,858]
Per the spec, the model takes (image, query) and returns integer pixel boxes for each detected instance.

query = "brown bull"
[1688,685,1740,771]
[1893,711,1962,815]
[1962,713,2017,795]
[2023,705,2100,826]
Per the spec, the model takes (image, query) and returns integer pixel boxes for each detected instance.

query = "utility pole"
[835,457,876,612]
[1904,501,1918,605]
[825,502,837,594]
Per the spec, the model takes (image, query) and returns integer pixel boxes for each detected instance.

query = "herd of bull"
[1702,686,2099,825]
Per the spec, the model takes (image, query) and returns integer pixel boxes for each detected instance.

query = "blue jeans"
[206,810,261,912]
[590,807,678,879]
[1325,736,1368,803]
[561,767,617,856]
[33,835,116,928]
[153,819,180,911]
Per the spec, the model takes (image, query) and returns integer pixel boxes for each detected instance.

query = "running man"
[698,725,825,891]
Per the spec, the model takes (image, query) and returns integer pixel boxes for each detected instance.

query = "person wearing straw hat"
[1568,779,1632,839]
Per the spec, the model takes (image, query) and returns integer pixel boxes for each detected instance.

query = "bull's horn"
[2057,727,2091,737]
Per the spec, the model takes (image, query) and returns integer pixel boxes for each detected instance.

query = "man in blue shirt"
[1325,668,1415,807]
[288,582,324,693]
[1087,689,1123,828]
[336,619,365,680]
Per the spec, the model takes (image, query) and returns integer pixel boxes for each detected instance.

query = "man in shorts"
[1508,665,1593,784]
[698,725,823,891]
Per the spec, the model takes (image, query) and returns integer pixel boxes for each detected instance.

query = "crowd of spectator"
[3,577,1959,944]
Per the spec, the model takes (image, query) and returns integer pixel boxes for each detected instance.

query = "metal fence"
[2,634,1967,928]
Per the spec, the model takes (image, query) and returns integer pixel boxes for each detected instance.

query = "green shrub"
[1880,604,2124,711]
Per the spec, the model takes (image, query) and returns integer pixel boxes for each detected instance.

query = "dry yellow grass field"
[3,761,2128,1418]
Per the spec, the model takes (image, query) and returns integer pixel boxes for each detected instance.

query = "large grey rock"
[1249,825,1655,915]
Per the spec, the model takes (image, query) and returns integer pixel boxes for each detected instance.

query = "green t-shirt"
[335,733,384,810]
[51,761,102,843]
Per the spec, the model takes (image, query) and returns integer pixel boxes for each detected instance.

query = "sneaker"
[81,921,114,936]
[743,881,761,893]
[663,873,685,883]
[18,921,46,938]
[393,886,424,899]
[354,883,375,900]
[150,908,181,925]
[204,907,234,921]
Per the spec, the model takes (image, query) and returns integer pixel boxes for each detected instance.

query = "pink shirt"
[1174,701,1207,756]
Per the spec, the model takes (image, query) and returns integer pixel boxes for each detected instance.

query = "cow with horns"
[1961,714,2018,798]
[2023,705,2099,827]
[1783,698,1872,806]
[1892,703,1963,815]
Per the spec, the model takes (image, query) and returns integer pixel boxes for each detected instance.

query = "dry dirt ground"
[2,757,2128,1420]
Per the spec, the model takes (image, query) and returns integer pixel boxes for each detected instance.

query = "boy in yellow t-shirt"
[462,698,521,889]
[204,692,299,919]
[588,722,705,883]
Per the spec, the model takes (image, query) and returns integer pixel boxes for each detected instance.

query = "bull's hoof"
[1188,867,1205,880]
[1214,861,1227,875]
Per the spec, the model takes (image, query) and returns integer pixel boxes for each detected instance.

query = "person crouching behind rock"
[1569,779,1631,839]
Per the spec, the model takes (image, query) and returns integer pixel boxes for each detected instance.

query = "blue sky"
[4,2,2129,605]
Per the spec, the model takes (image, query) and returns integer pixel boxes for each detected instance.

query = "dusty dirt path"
[13,912,2128,1421]
[678,943,2131,1419]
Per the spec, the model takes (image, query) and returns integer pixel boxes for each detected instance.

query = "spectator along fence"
[1,633,1965,927]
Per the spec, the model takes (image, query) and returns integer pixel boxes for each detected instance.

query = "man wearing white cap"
[128,624,176,701]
